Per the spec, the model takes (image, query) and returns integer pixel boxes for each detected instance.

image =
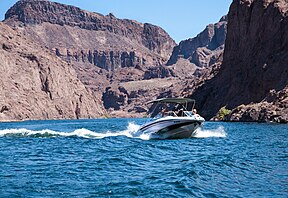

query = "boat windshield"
[147,98,197,119]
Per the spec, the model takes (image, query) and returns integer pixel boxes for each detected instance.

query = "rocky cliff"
[5,0,176,70]
[188,0,288,123]
[167,16,227,76]
[0,22,105,121]
[3,0,179,117]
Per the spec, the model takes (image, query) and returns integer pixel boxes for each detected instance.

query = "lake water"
[0,118,287,197]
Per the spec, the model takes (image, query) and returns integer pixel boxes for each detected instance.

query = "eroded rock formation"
[226,87,288,123]
[2,0,182,117]
[6,0,286,122]
[167,16,227,76]
[188,0,288,123]
[0,22,105,121]
[5,0,176,70]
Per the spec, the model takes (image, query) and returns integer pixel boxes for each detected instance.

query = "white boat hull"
[138,116,204,139]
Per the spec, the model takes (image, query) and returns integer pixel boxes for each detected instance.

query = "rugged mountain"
[187,0,288,123]
[3,0,179,117]
[0,22,105,121]
[4,0,176,71]
[167,16,227,77]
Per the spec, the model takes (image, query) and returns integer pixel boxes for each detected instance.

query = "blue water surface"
[0,119,287,197]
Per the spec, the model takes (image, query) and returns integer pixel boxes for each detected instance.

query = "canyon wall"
[5,0,176,70]
[0,22,105,121]
[188,0,288,122]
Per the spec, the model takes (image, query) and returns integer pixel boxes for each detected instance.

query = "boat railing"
[183,111,193,117]
[153,111,194,119]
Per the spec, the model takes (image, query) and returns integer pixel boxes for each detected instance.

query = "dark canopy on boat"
[148,98,195,104]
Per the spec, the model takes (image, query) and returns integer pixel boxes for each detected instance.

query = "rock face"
[5,0,176,70]
[3,0,179,117]
[102,86,128,110]
[0,23,105,121]
[101,78,182,117]
[188,0,288,123]
[167,16,227,74]
[226,88,288,123]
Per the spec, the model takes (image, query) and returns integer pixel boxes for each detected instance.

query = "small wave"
[0,128,101,139]
[0,122,142,139]
[192,126,226,138]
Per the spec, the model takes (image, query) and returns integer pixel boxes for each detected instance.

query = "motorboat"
[138,98,205,139]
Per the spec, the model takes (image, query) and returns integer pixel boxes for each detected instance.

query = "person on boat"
[162,104,169,116]
[192,109,199,116]
[177,108,184,116]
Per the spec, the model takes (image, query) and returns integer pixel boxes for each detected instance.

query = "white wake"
[0,123,226,140]
[0,122,141,139]
[192,126,227,138]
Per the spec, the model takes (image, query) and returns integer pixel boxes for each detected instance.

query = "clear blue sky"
[0,0,232,43]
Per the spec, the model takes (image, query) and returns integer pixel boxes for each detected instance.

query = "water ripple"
[0,119,287,197]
